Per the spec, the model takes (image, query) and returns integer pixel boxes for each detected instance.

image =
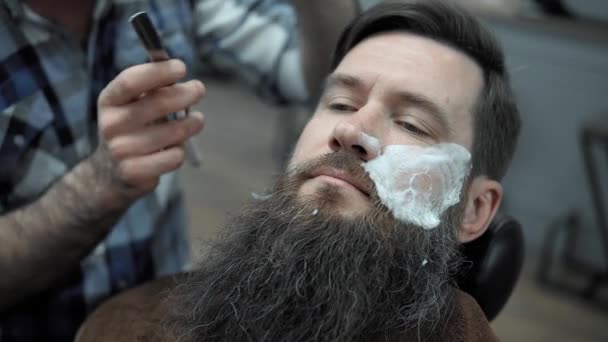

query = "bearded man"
[77,1,521,341]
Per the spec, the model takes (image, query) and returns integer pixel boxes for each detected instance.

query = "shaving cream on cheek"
[363,144,471,229]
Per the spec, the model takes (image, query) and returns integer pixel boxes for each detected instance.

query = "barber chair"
[456,214,525,321]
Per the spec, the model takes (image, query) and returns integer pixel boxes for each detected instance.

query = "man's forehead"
[335,31,483,88]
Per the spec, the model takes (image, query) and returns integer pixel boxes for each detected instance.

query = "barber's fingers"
[116,145,187,191]
[99,80,205,139]
[99,59,187,106]
[106,111,204,159]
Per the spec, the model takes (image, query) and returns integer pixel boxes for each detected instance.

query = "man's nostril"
[330,138,342,151]
[352,144,367,156]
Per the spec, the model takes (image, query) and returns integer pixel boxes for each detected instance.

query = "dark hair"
[331,0,521,180]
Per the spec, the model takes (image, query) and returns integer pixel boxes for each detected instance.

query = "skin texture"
[289,32,501,242]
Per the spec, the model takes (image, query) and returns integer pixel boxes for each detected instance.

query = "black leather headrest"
[456,214,525,321]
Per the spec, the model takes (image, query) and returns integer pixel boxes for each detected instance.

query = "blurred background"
[180,0,608,341]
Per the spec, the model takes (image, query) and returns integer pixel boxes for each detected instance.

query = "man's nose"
[329,121,381,161]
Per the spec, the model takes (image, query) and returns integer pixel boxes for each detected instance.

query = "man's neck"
[24,0,95,44]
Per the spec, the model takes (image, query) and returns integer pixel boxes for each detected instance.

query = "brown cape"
[76,275,499,342]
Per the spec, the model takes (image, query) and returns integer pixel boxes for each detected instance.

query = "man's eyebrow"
[323,73,366,92]
[396,90,450,133]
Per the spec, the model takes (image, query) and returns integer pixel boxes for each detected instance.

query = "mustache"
[285,151,378,198]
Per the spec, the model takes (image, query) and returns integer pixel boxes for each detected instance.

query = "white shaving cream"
[363,143,471,229]
[358,132,382,158]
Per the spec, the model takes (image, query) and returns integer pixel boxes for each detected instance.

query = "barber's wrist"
[69,151,134,216]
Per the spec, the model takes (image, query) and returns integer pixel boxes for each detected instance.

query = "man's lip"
[309,167,370,196]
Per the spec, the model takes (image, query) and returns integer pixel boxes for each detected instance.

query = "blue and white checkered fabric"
[0,0,303,340]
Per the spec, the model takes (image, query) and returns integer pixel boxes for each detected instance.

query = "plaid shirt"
[0,0,304,340]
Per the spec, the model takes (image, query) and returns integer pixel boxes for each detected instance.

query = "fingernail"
[191,111,204,121]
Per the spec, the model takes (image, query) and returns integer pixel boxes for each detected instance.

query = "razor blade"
[129,11,202,167]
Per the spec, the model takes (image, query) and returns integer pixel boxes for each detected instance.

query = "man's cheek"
[363,143,471,229]
[290,121,329,165]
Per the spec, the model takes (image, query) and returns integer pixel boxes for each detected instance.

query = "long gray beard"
[165,152,464,342]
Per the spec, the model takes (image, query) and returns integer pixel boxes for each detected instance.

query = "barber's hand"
[90,59,205,209]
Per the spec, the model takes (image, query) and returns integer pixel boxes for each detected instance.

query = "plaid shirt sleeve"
[0,0,307,340]
[0,1,192,340]
[194,0,308,104]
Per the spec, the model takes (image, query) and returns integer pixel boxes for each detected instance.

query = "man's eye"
[397,121,430,137]
[328,103,356,112]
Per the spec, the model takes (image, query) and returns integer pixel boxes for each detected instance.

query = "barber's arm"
[193,0,359,103]
[0,60,204,313]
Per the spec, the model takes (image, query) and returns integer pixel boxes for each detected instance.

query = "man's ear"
[459,176,502,243]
